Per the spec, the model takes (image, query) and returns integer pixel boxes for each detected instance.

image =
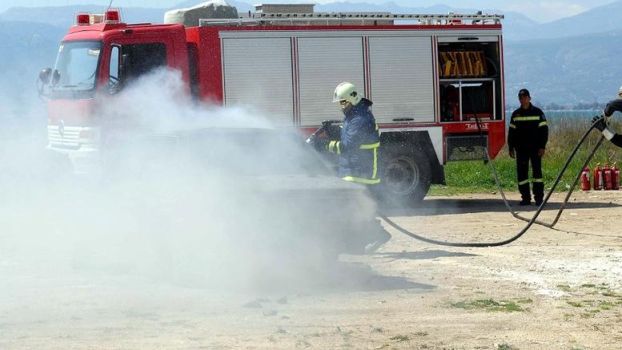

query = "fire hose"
[379,119,605,247]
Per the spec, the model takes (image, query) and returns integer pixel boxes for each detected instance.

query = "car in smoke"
[101,127,390,273]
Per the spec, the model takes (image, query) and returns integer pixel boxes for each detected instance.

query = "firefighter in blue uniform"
[314,82,388,253]
[508,89,549,206]
[320,82,381,185]
[592,86,622,146]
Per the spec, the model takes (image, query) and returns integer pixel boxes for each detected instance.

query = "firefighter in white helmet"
[314,82,381,185]
[315,82,388,253]
[592,86,622,147]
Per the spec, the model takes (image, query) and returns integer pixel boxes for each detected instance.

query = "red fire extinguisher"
[593,163,603,190]
[604,163,613,190]
[580,166,591,191]
[612,163,620,190]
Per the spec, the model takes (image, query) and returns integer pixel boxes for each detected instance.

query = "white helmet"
[618,85,622,98]
[333,82,362,106]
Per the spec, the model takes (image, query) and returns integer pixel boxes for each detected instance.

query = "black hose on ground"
[477,117,604,229]
[511,137,604,228]
[379,121,603,247]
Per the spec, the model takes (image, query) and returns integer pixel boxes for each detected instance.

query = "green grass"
[389,334,411,342]
[497,344,518,350]
[450,298,528,312]
[560,283,622,320]
[430,117,622,195]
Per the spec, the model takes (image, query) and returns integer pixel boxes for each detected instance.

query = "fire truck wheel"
[379,150,431,206]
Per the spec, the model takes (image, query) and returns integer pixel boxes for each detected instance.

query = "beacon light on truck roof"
[75,9,122,26]
[76,13,90,25]
[104,9,121,24]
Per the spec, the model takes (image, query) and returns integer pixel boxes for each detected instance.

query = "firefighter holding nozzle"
[311,82,381,186]
[592,86,622,147]
[308,82,390,253]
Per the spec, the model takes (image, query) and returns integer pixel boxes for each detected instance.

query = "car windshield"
[52,41,101,92]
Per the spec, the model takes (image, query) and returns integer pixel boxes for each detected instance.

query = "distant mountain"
[528,0,622,40]
[504,30,622,105]
[0,21,64,98]
[500,12,540,41]
[0,5,167,28]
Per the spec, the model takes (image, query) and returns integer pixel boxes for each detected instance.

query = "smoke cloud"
[0,68,387,298]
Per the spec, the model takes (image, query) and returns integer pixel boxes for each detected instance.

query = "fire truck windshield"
[51,41,102,96]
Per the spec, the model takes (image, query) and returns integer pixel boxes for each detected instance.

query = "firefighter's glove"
[592,115,616,141]
[592,115,607,132]
[313,137,329,153]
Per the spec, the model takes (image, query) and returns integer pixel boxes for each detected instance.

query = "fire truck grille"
[446,134,487,161]
[48,125,81,149]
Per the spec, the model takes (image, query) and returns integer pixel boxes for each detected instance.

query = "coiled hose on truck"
[379,119,604,247]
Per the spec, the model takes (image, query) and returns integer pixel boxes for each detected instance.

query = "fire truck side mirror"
[37,68,52,97]
[39,68,52,84]
[52,70,60,85]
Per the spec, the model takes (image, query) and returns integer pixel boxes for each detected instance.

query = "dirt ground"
[3,190,622,349]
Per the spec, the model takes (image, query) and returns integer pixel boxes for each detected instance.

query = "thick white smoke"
[99,68,275,132]
[0,68,385,296]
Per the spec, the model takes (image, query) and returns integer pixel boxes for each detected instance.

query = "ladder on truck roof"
[199,12,504,27]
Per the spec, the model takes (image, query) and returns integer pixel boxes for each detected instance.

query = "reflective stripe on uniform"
[509,123,517,129]
[533,178,544,183]
[342,142,380,183]
[328,140,341,154]
[372,147,378,179]
[513,116,541,121]
[518,179,530,186]
[342,176,381,185]
[538,121,547,127]
[359,142,380,150]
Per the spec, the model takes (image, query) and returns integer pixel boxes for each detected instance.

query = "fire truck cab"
[40,2,506,205]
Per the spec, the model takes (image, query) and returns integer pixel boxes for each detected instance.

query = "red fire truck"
[40,2,506,204]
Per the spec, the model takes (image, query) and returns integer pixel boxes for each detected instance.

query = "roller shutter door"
[298,37,365,126]
[222,38,293,125]
[369,36,435,123]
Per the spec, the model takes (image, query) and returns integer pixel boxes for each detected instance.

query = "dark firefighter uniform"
[594,98,622,147]
[508,103,548,204]
[326,98,381,185]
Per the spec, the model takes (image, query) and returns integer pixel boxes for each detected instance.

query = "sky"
[0,0,618,23]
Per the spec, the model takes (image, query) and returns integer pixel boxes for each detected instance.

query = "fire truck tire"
[379,150,431,207]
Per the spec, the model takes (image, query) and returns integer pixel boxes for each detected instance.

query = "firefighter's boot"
[518,181,531,205]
